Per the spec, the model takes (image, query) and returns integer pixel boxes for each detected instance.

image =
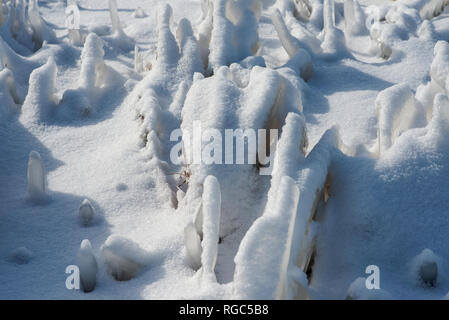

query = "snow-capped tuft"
[8,247,33,265]
[101,235,150,281]
[79,199,95,227]
[77,239,98,292]
[27,150,47,202]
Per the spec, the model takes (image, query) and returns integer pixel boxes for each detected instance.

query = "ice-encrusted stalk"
[184,222,202,270]
[108,0,120,33]
[200,175,221,282]
[233,176,300,299]
[27,151,46,201]
[77,239,98,292]
[271,9,300,58]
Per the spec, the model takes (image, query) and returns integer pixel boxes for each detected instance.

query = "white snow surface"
[1,0,449,300]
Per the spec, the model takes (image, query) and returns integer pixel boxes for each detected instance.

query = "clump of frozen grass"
[27,151,47,202]
[8,247,33,264]
[346,277,392,300]
[77,239,98,292]
[410,249,441,287]
[79,199,95,227]
[101,235,150,281]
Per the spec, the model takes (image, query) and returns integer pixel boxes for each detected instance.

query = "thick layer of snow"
[1,0,449,300]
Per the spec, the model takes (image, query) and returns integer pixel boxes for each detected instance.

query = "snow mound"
[346,277,392,300]
[101,235,150,281]
[8,247,33,265]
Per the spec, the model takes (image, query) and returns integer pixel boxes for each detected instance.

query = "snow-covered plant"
[101,235,149,281]
[20,57,57,124]
[271,9,314,80]
[0,0,56,52]
[416,41,449,120]
[417,20,437,41]
[184,222,202,270]
[27,0,57,50]
[320,0,348,59]
[180,63,304,237]
[375,84,421,155]
[79,199,95,226]
[200,175,221,282]
[77,239,98,292]
[107,0,133,51]
[27,150,47,201]
[126,4,203,207]
[200,0,264,74]
[233,176,300,299]
[0,68,19,116]
[344,0,367,37]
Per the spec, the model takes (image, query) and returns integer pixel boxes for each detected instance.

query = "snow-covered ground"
[1,0,449,300]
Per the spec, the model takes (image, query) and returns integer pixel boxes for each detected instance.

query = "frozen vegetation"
[1,0,449,300]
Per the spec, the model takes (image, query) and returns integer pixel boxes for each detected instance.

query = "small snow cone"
[77,239,98,293]
[79,199,95,226]
[27,151,47,201]
[411,249,440,287]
